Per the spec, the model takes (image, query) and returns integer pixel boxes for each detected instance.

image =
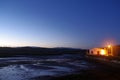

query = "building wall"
[89,48,102,55]
[112,46,120,56]
[89,46,120,56]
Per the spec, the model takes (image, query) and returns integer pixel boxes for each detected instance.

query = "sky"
[0,0,120,49]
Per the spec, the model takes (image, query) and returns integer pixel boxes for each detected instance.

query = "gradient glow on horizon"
[0,0,120,49]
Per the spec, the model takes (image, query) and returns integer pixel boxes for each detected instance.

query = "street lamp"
[108,45,111,48]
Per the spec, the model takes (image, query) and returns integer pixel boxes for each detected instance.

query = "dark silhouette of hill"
[0,47,86,57]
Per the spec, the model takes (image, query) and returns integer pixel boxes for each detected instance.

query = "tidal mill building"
[88,45,120,56]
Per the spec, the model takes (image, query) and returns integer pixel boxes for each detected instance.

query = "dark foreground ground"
[0,53,119,80]
[51,59,120,80]
[28,55,120,80]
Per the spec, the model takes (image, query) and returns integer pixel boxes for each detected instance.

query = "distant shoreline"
[0,47,87,57]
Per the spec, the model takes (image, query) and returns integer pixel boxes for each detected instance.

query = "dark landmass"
[0,47,86,57]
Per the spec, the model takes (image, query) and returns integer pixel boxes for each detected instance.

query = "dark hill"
[0,47,87,57]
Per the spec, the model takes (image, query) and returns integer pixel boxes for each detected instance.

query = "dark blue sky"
[0,0,120,49]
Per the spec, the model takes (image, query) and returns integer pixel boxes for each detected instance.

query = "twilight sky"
[0,0,120,49]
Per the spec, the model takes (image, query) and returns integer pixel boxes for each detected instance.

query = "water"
[0,54,95,80]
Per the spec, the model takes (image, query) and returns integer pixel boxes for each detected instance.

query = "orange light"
[100,49,106,55]
[108,45,111,48]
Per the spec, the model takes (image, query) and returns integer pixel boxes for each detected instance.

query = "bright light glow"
[108,45,111,48]
[100,49,106,55]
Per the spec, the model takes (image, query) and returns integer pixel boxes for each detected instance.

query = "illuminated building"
[88,45,120,56]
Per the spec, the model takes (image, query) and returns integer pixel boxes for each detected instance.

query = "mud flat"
[0,54,119,80]
[0,54,95,80]
[51,57,120,80]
